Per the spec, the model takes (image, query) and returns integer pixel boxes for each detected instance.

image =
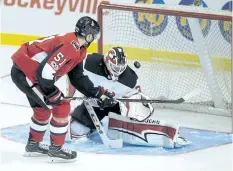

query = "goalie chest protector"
[83,53,138,97]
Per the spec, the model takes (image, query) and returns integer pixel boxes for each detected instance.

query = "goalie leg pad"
[69,119,91,140]
[107,112,182,148]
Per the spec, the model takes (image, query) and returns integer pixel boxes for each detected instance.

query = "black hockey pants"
[11,63,48,109]
[71,102,121,129]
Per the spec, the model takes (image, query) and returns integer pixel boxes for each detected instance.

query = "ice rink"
[0,46,232,171]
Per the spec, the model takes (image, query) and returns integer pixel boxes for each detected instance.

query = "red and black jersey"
[11,32,88,95]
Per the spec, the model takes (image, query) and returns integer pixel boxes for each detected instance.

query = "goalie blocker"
[69,93,191,148]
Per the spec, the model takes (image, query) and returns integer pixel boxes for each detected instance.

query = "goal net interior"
[97,2,232,117]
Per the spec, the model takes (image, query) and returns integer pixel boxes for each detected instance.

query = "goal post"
[97,2,232,119]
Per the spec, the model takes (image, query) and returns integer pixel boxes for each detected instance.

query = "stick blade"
[105,139,123,148]
[183,88,203,101]
[172,98,185,103]
[84,100,123,148]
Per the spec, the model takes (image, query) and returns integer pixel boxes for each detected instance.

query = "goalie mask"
[104,47,127,81]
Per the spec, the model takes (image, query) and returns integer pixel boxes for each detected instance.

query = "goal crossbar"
[97,2,232,53]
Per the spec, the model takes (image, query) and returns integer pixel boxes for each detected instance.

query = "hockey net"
[97,2,232,117]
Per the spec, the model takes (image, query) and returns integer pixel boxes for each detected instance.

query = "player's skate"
[48,143,77,163]
[23,134,49,157]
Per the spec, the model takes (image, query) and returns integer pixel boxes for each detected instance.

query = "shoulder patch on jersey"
[71,40,80,51]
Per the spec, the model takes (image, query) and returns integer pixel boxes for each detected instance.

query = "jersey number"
[50,52,66,71]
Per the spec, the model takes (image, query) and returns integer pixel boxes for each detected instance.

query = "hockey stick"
[64,96,182,103]
[83,100,123,148]
[64,88,202,104]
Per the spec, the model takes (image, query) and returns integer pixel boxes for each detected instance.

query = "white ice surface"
[0,46,233,171]
[0,104,232,171]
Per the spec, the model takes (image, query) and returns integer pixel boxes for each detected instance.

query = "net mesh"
[99,4,232,116]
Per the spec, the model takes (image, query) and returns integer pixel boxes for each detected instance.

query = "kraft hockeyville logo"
[3,0,109,15]
[109,118,176,143]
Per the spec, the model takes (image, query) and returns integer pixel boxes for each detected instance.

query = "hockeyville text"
[2,0,109,15]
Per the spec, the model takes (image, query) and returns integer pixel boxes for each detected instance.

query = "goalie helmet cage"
[97,2,232,124]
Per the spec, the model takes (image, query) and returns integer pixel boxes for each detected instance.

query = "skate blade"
[47,156,76,163]
[23,151,48,157]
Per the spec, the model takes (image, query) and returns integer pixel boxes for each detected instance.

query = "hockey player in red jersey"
[10,16,114,163]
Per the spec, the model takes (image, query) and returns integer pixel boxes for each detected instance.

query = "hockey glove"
[44,87,64,106]
[96,87,115,108]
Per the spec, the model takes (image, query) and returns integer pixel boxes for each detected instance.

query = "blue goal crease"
[1,123,232,156]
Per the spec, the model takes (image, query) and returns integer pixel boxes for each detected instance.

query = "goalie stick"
[83,100,123,148]
[64,88,202,104]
